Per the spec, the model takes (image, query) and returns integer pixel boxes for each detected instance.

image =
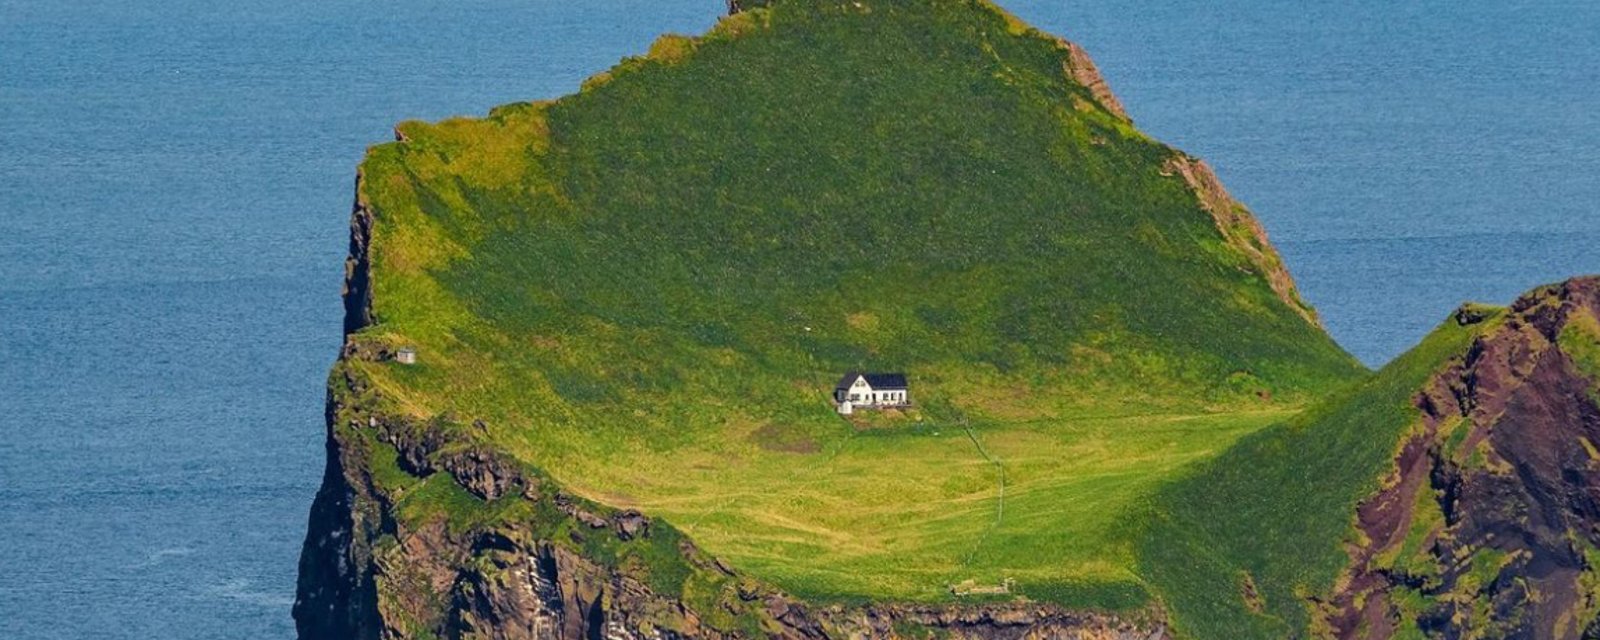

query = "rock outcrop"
[341,171,376,336]
[1323,278,1600,639]
[295,354,823,640]
[1162,154,1320,328]
[1061,41,1128,122]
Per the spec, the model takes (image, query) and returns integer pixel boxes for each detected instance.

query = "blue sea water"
[1009,0,1600,360]
[0,1,1595,637]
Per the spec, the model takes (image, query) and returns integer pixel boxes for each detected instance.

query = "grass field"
[360,341,1297,606]
[1139,311,1497,637]
[554,407,1292,605]
[344,0,1368,614]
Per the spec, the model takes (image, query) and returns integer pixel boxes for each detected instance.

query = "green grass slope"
[1139,310,1500,637]
[345,0,1363,609]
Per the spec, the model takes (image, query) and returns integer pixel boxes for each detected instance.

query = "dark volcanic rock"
[1325,277,1600,640]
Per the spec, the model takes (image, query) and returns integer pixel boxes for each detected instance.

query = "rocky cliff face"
[1161,155,1320,328]
[1323,278,1600,639]
[294,359,803,640]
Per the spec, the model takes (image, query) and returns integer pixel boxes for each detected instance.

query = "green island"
[300,0,1600,637]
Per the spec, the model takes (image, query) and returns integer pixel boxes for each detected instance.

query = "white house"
[834,372,910,414]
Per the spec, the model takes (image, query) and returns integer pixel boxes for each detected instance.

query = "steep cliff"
[295,352,836,640]
[1324,278,1600,638]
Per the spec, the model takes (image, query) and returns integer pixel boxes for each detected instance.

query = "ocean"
[1,1,1595,637]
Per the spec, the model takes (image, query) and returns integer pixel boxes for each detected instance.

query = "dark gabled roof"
[864,373,908,390]
[834,372,908,391]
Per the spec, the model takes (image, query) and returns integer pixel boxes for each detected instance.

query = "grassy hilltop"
[345,0,1365,614]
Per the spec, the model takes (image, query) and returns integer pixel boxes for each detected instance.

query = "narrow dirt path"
[962,420,1006,526]
[956,417,1008,576]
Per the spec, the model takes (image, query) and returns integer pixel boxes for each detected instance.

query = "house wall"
[848,377,870,403]
[869,389,908,406]
[839,376,909,407]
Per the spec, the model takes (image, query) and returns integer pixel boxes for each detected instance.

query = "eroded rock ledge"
[1162,155,1320,328]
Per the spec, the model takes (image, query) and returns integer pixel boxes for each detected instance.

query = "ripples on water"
[1,1,1595,637]
[1010,0,1600,362]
